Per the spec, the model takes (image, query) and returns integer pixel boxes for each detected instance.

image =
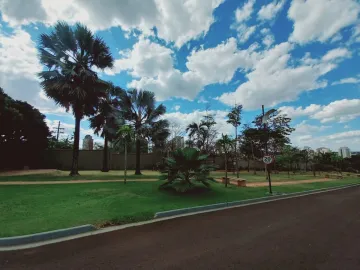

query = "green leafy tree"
[227,105,242,177]
[159,148,216,193]
[38,21,114,176]
[217,134,235,187]
[186,114,217,153]
[115,125,135,184]
[0,88,50,169]
[47,136,73,149]
[89,83,124,172]
[117,89,169,175]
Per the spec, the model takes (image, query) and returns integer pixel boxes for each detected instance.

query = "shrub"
[159,148,217,193]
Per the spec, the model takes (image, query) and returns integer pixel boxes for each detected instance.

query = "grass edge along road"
[0,179,359,238]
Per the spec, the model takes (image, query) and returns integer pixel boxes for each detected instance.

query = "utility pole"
[52,121,65,141]
[262,105,273,194]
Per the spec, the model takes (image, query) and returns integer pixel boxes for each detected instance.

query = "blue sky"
[0,0,359,150]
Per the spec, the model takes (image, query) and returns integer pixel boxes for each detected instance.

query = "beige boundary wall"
[41,150,265,171]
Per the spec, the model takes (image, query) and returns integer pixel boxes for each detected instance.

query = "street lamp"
[261,106,277,195]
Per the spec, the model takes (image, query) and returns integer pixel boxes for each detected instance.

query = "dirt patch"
[0,169,59,176]
[247,178,332,187]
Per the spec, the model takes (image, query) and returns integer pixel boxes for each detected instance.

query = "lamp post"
[261,105,276,195]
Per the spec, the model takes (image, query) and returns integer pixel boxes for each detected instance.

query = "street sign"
[263,155,273,164]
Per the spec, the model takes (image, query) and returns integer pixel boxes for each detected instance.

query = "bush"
[159,148,217,193]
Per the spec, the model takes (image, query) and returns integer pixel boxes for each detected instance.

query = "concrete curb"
[154,183,360,218]
[0,225,96,247]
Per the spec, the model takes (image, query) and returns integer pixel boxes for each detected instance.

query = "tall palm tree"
[117,89,169,175]
[227,104,242,178]
[38,21,114,176]
[115,125,134,184]
[217,134,234,187]
[89,83,124,172]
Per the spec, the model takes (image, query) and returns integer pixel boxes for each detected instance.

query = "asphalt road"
[1,187,360,270]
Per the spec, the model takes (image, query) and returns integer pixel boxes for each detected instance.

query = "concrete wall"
[41,150,266,171]
[42,150,163,170]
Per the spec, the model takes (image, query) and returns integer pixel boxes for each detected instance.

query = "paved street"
[1,186,360,270]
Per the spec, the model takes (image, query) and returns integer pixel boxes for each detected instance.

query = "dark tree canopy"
[0,88,50,169]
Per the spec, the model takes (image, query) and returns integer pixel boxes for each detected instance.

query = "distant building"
[316,147,331,154]
[172,136,185,149]
[351,151,360,156]
[338,147,351,158]
[82,135,94,150]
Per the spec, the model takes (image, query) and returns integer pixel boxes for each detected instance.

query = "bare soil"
[1,186,360,269]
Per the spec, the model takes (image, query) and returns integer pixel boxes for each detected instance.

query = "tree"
[47,136,73,149]
[117,89,169,175]
[38,21,114,176]
[216,134,235,187]
[0,88,50,169]
[116,125,134,184]
[89,83,124,172]
[227,104,242,178]
[186,113,217,154]
[159,148,216,193]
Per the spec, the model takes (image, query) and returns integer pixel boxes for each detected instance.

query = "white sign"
[263,155,273,164]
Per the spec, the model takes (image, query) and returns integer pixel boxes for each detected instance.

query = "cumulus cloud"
[258,0,285,21]
[311,99,360,123]
[0,28,69,116]
[279,99,360,123]
[288,0,360,44]
[109,37,260,101]
[332,76,360,85]
[217,42,338,109]
[0,0,224,47]
[322,48,352,62]
[293,120,331,134]
[234,0,255,23]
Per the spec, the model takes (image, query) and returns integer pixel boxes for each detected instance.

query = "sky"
[0,0,359,151]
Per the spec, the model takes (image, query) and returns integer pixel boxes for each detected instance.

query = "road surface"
[1,186,360,269]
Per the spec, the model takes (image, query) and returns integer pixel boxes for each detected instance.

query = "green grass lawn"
[0,179,359,237]
[0,170,160,182]
[0,170,342,182]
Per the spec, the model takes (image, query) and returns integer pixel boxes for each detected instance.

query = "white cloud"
[173,105,181,111]
[291,130,360,151]
[288,0,360,44]
[217,42,337,109]
[110,37,260,101]
[0,28,69,116]
[0,29,41,80]
[258,0,285,21]
[0,0,224,47]
[262,34,275,48]
[294,120,330,134]
[344,125,350,129]
[349,24,360,44]
[234,24,257,43]
[234,0,255,23]
[322,48,352,62]
[197,96,208,104]
[332,76,360,85]
[312,99,360,123]
[278,104,322,118]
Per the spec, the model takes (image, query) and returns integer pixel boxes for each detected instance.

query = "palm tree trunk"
[70,114,81,176]
[124,143,127,184]
[225,154,228,188]
[101,135,109,172]
[235,126,239,178]
[135,138,141,175]
[247,159,250,172]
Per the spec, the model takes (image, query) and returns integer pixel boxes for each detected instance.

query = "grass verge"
[0,179,359,237]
